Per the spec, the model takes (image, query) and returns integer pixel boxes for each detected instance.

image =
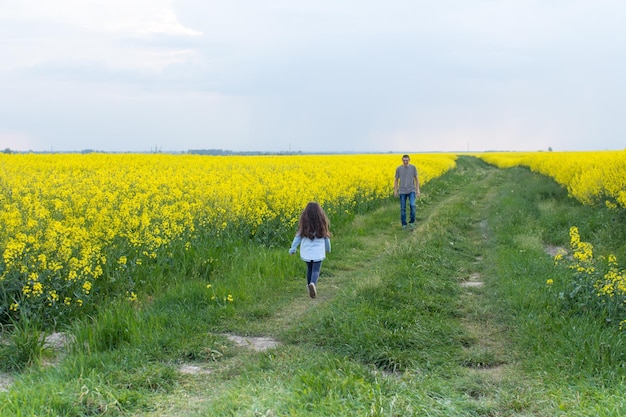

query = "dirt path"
[133,157,544,416]
[228,159,512,380]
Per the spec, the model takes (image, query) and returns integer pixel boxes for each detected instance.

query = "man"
[394,154,420,229]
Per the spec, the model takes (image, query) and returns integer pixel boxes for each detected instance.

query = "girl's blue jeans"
[399,192,416,225]
[306,261,322,285]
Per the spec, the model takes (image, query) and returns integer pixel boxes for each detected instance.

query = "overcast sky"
[1,1,625,153]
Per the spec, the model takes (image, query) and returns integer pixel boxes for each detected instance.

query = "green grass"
[0,318,48,372]
[1,156,624,416]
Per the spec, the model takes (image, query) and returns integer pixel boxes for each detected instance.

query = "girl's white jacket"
[288,234,331,262]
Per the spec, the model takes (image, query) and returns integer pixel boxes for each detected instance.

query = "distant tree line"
[187,149,303,156]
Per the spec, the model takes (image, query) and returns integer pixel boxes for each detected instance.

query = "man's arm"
[414,167,420,195]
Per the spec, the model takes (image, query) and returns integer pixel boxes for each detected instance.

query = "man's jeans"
[399,192,416,226]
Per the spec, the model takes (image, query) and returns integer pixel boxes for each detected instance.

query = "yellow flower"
[22,285,32,297]
[32,282,44,297]
[94,265,104,278]
[546,279,554,286]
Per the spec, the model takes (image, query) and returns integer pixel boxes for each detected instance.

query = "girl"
[289,202,331,298]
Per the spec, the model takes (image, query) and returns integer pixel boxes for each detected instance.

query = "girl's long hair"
[297,202,331,239]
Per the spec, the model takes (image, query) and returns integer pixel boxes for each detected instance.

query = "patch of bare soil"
[460,272,483,288]
[43,332,72,351]
[0,373,13,392]
[545,245,567,257]
[0,335,10,391]
[177,334,281,375]
[178,364,213,375]
[223,334,281,352]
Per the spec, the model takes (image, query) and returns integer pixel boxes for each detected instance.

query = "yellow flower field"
[0,153,456,322]
[476,150,626,208]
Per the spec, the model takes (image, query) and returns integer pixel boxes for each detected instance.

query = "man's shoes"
[402,224,407,230]
[308,283,317,298]
[408,223,415,229]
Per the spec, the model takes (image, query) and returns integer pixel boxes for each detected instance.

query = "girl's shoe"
[308,283,317,298]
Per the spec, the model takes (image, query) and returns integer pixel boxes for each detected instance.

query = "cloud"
[1,0,201,36]
[0,0,202,74]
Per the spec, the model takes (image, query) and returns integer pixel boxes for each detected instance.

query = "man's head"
[402,155,410,166]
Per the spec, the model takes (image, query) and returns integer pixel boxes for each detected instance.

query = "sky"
[1,1,625,153]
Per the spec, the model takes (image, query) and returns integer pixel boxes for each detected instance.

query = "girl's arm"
[324,237,331,253]
[289,234,302,254]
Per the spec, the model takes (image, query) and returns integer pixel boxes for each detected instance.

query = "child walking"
[289,202,331,298]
